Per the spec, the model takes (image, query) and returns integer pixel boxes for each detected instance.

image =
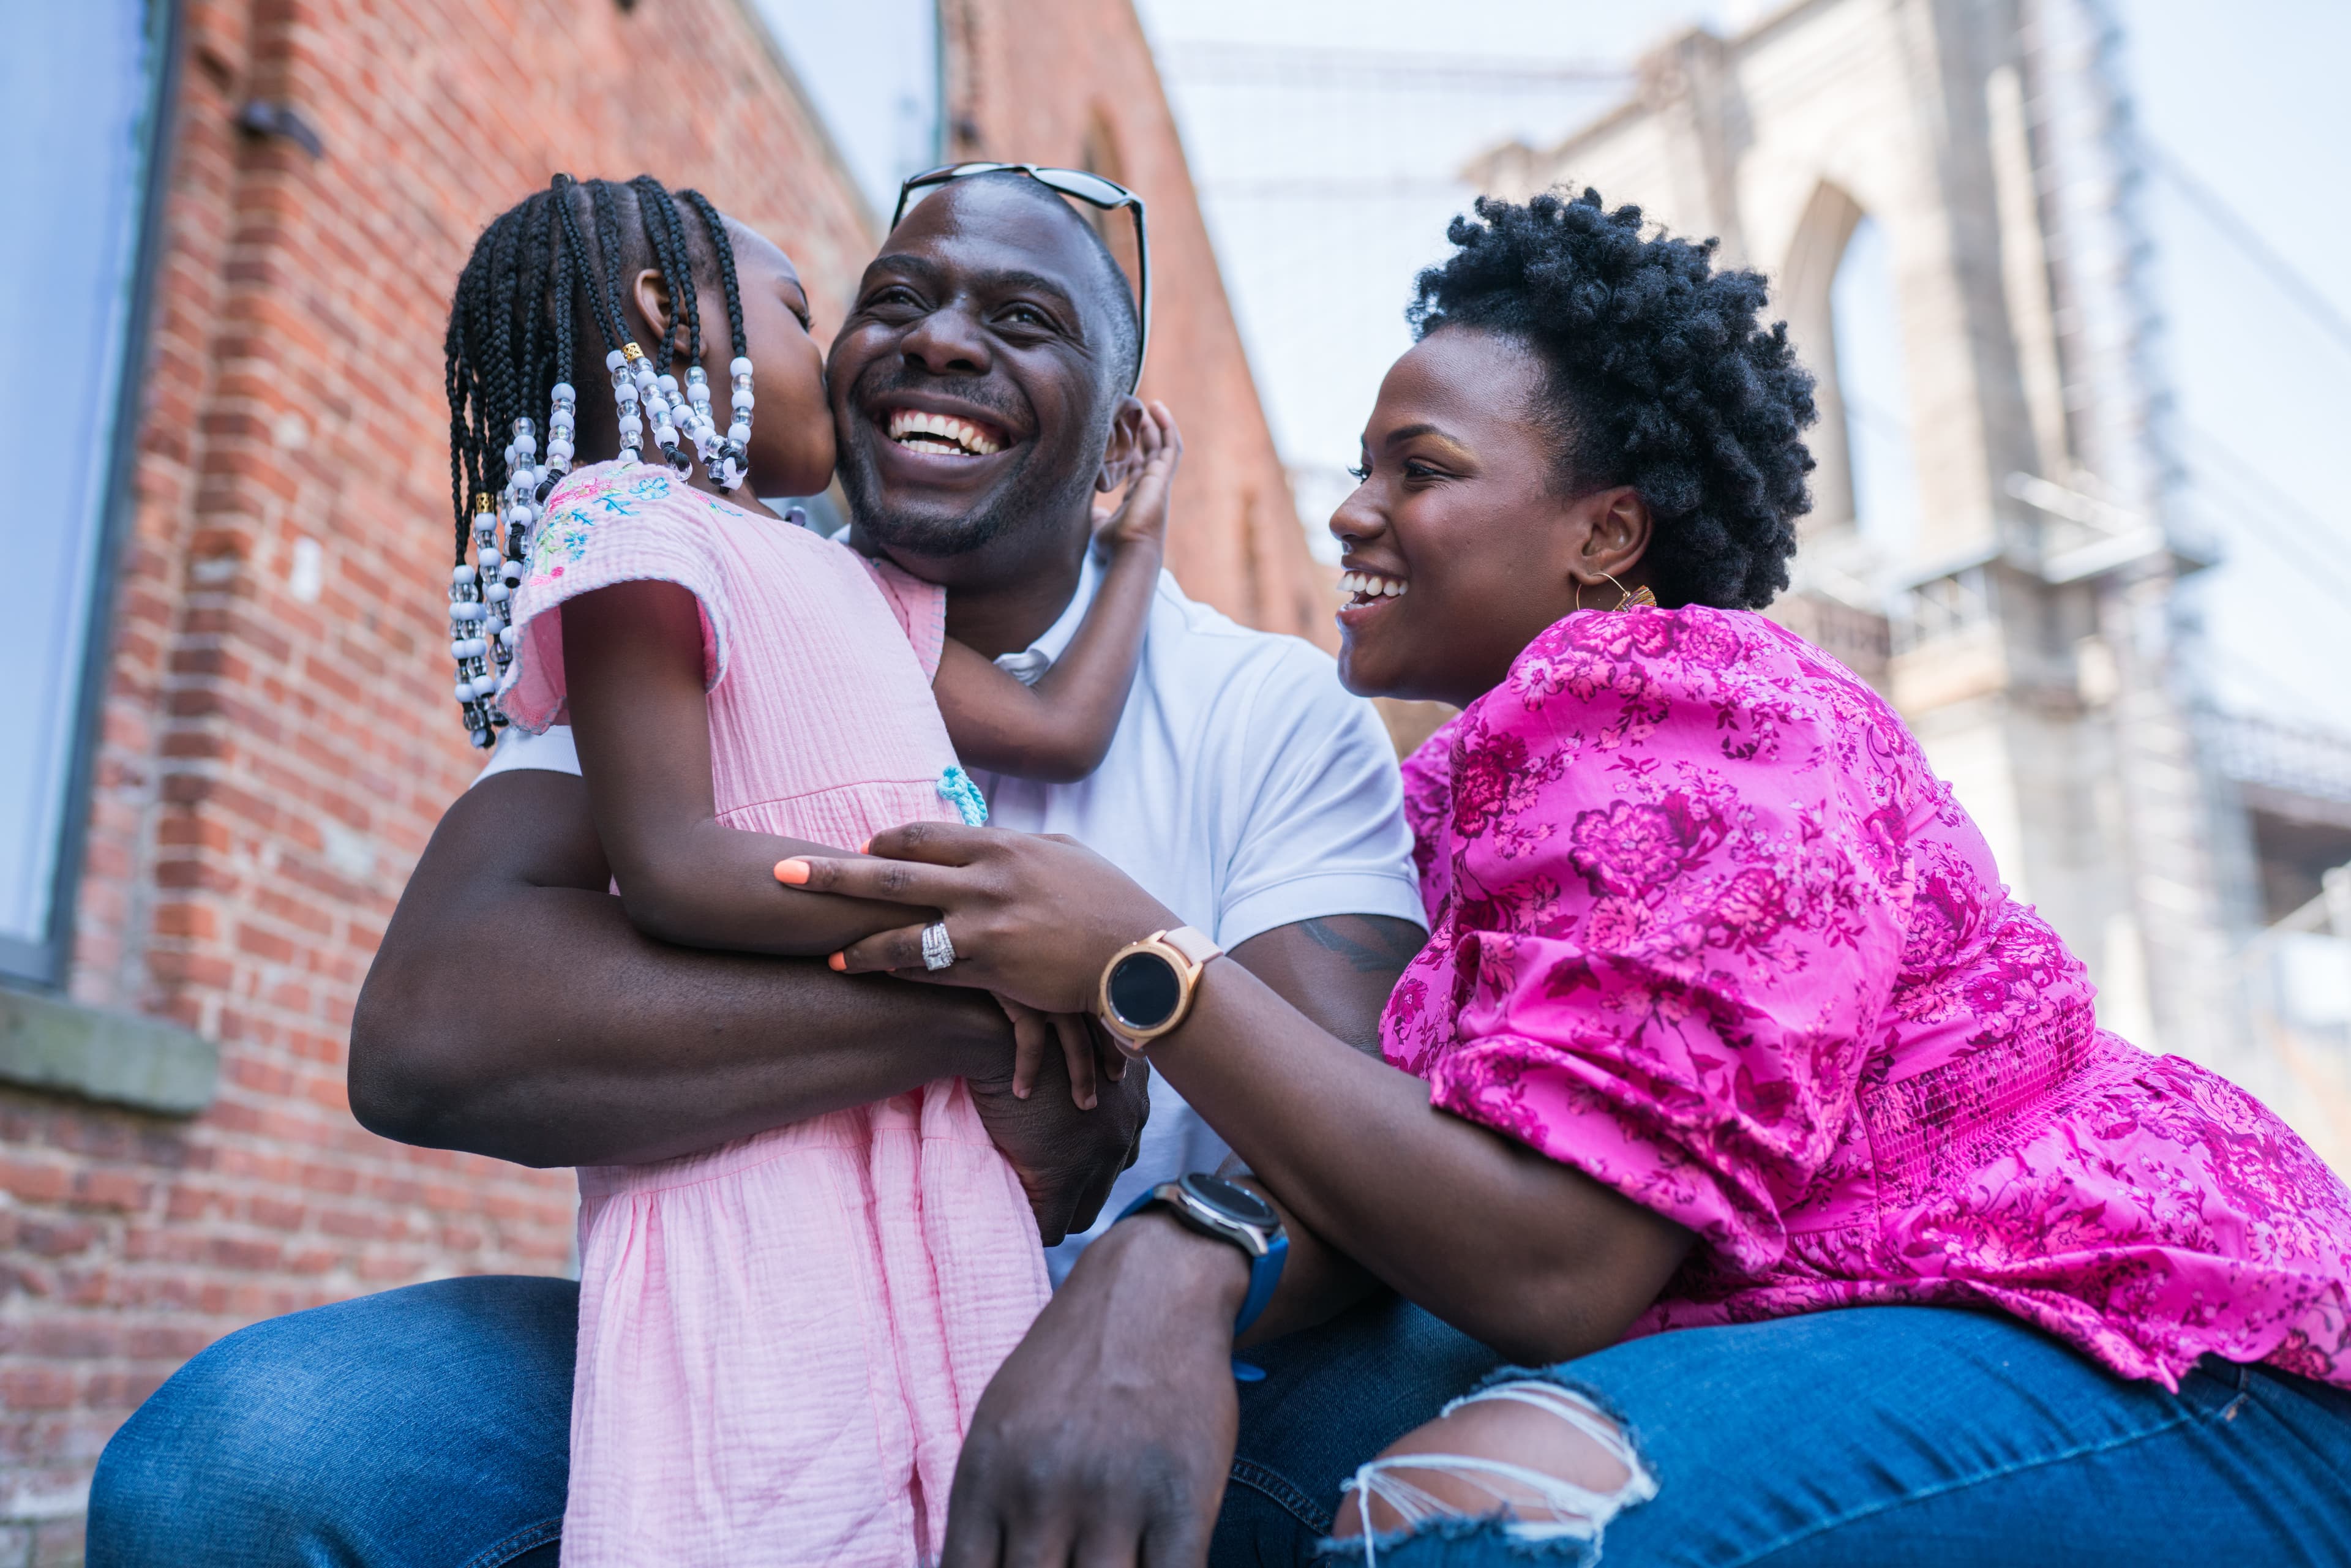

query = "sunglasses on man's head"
[891,162,1150,392]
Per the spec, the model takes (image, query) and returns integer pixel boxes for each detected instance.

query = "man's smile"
[858,391,1029,490]
[885,405,1005,458]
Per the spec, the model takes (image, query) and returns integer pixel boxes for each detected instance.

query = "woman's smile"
[1325,326,1653,708]
[1335,567,1410,630]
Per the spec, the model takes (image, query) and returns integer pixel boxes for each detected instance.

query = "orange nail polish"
[859,838,872,854]
[776,858,809,885]
[827,951,847,972]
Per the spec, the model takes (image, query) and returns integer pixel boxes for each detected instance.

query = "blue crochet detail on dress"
[936,764,989,827]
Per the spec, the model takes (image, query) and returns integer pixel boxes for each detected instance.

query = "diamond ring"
[920,921,956,972]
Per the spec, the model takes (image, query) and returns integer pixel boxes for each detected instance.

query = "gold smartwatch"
[1097,926,1223,1055]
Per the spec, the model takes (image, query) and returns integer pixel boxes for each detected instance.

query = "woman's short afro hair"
[1408,189,1818,609]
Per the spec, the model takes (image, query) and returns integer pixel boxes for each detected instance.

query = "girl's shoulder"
[541,457,697,518]
[539,459,792,536]
[530,460,842,586]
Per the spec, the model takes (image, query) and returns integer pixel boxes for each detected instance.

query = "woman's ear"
[1095,396,1150,493]
[630,268,675,345]
[1575,486,1654,583]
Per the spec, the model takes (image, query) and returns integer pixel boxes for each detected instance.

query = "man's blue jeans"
[89,1278,2351,1566]
[89,1277,576,1568]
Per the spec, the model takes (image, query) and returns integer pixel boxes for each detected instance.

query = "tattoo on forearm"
[1299,917,1426,975]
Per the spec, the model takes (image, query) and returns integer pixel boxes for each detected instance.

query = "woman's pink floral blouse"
[1383,606,2351,1390]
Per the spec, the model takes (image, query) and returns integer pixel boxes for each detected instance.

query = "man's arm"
[942,656,1431,1562]
[350,770,1140,1237]
[939,910,1416,1567]
[1229,913,1423,1050]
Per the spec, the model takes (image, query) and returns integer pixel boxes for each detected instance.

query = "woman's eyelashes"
[1348,455,1450,485]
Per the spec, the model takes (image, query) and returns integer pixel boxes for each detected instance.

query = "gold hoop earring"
[1597,569,1657,612]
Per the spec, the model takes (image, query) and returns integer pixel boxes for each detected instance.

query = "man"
[87,171,1444,1566]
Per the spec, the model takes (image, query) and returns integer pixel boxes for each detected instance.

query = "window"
[749,0,943,221]
[0,0,173,985]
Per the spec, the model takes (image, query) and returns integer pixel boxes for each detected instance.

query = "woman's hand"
[777,823,1180,1015]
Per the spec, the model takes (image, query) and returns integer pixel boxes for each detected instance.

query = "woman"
[783,190,2351,1566]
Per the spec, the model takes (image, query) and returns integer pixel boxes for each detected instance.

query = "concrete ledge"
[0,987,217,1116]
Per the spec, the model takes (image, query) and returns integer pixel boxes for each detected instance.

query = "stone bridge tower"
[1471,0,2263,1081]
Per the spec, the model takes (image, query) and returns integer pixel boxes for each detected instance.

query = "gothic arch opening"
[1832,216,1922,550]
[1779,182,1922,551]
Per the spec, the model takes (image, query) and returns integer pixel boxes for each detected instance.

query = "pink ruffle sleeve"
[1383,610,1922,1273]
[497,461,732,733]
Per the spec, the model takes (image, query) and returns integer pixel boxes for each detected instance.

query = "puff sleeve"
[497,462,735,733]
[1382,609,1927,1272]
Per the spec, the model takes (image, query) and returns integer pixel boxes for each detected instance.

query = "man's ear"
[1095,396,1150,493]
[631,268,674,345]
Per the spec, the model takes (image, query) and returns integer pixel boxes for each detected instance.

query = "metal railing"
[2204,710,2351,806]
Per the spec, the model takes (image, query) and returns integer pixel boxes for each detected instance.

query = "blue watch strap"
[1234,1231,1289,1336]
[1116,1184,1288,1337]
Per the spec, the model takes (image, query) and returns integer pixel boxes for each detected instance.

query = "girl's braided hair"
[1408,189,1819,609]
[441,174,746,565]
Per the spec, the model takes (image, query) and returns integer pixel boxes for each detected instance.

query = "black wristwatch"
[1117,1172,1289,1334]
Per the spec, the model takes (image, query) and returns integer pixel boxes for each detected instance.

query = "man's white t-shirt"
[475,553,1424,1279]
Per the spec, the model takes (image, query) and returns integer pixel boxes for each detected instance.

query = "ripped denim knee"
[1314,1373,1657,1566]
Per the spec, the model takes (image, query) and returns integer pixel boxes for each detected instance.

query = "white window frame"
[1,0,179,988]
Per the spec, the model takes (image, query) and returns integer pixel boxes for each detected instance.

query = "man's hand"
[941,1212,1247,1567]
[967,1028,1149,1245]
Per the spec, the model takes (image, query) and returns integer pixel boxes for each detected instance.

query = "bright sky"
[1133,0,2351,737]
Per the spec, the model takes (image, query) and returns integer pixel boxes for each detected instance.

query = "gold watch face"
[1105,946,1183,1033]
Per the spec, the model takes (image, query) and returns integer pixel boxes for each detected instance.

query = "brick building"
[0,1,1314,1556]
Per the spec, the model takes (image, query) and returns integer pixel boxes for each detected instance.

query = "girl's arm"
[933,403,1181,784]
[560,578,922,956]
[781,825,1693,1364]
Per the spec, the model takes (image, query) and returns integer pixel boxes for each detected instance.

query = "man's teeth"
[887,408,1002,457]
[1339,571,1409,600]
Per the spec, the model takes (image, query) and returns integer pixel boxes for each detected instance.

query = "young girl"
[437,174,1174,1566]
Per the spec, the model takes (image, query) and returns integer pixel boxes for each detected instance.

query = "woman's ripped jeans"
[1221,1301,2351,1568]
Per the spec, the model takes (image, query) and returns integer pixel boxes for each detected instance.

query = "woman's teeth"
[887,408,1002,457]
[1340,571,1408,603]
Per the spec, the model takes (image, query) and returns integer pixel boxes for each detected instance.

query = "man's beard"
[838,433,1085,560]
[836,364,1108,559]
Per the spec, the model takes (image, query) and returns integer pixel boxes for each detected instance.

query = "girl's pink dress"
[501,461,1051,1566]
[1386,604,2351,1389]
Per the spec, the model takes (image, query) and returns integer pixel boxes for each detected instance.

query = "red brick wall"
[2,0,1310,1555]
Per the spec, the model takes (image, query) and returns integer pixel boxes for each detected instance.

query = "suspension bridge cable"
[2175,427,2351,596]
[2145,140,2351,362]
